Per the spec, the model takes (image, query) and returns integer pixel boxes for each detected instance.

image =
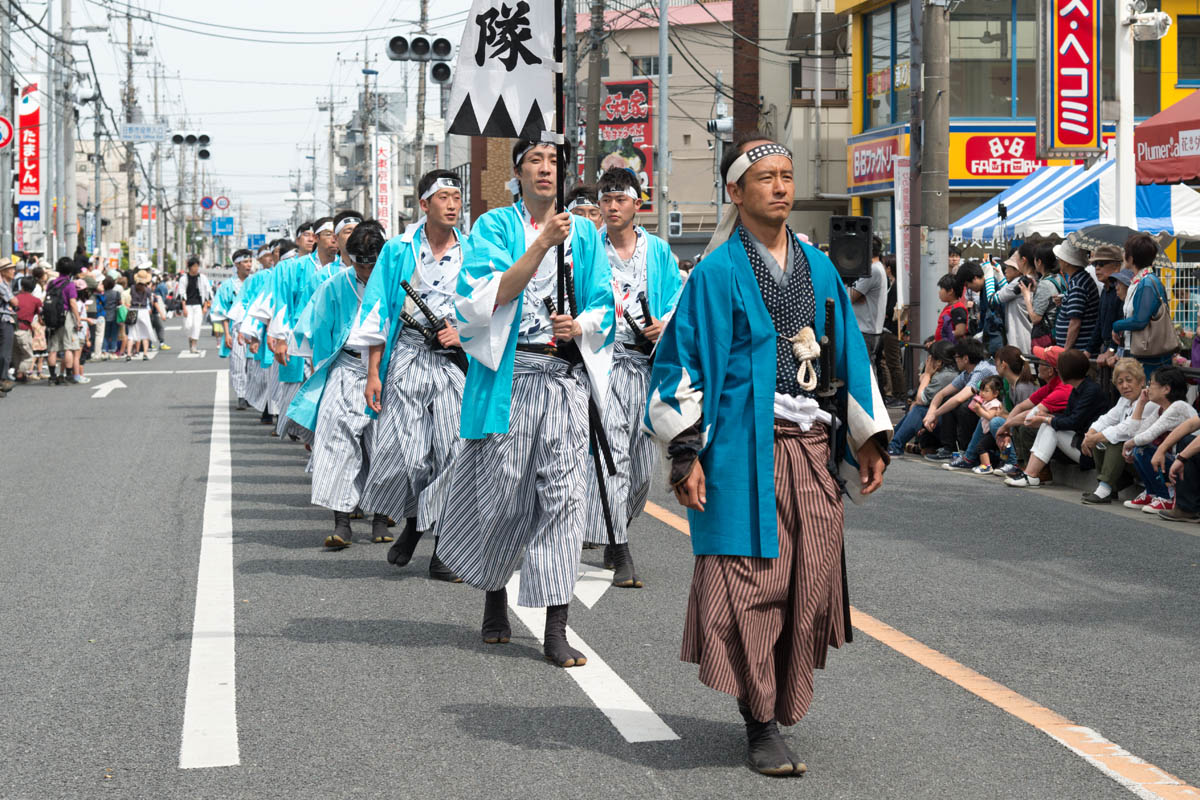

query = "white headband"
[278,248,297,261]
[255,247,270,258]
[600,186,639,201]
[725,142,793,187]
[421,177,463,201]
[233,254,252,265]
[314,220,334,235]
[333,217,361,236]
[567,196,598,211]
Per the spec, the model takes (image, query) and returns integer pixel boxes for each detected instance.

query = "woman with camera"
[995,243,1037,353]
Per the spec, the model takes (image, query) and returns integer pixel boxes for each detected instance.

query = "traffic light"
[197,132,211,160]
[172,131,212,160]
[387,34,454,83]
[668,210,682,238]
[706,117,733,138]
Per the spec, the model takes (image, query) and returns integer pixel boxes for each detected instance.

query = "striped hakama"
[272,374,301,432]
[437,351,589,608]
[681,422,846,727]
[228,337,249,400]
[361,328,465,531]
[244,360,271,412]
[584,345,655,544]
[309,351,373,512]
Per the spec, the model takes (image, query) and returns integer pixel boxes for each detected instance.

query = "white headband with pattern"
[600,186,639,200]
[725,142,793,186]
[566,196,598,211]
[314,220,334,235]
[421,177,463,201]
[333,217,361,236]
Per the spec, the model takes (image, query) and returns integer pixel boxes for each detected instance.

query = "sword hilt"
[543,296,557,317]
[637,291,653,324]
[400,310,436,344]
[400,280,445,331]
[624,309,647,341]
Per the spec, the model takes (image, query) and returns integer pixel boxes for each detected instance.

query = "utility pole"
[59,0,77,256]
[154,65,164,272]
[656,0,668,236]
[362,43,372,219]
[413,0,429,183]
[45,0,57,260]
[92,104,102,263]
[1115,1,1136,228]
[583,0,604,181]
[176,136,186,271]
[813,0,822,197]
[125,11,137,265]
[310,136,318,219]
[319,88,335,211]
[0,0,12,259]
[564,0,577,189]
[918,0,949,339]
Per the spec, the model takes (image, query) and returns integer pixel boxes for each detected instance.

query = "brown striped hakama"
[681,422,846,726]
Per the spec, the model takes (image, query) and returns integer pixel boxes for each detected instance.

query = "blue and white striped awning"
[950,160,1200,243]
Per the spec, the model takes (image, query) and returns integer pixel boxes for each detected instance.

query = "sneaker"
[996,463,1021,477]
[160,343,172,351]
[1123,491,1152,510]
[1005,474,1041,488]
[971,465,993,475]
[1159,505,1200,523]
[924,448,954,461]
[74,375,91,384]
[125,354,131,362]
[885,397,907,409]
[942,456,976,471]
[1081,492,1112,504]
[142,353,149,360]
[1143,497,1174,514]
[886,446,903,457]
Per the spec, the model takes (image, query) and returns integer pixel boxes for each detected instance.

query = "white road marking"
[504,573,679,744]
[178,350,207,359]
[179,371,240,769]
[84,368,226,377]
[572,564,613,609]
[90,379,127,399]
[165,325,183,331]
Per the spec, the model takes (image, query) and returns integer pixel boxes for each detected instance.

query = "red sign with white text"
[1049,0,1100,152]
[964,135,1049,178]
[579,79,655,212]
[18,84,40,197]
[849,135,899,189]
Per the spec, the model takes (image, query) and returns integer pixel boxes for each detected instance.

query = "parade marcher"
[211,249,255,409]
[352,171,467,580]
[566,183,603,230]
[583,166,682,587]
[180,256,214,354]
[644,133,890,775]
[287,221,388,550]
[437,139,615,667]
[239,239,295,424]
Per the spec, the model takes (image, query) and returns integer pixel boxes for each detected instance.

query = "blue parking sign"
[18,201,39,221]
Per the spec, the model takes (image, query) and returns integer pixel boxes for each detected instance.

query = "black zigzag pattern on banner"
[449,96,548,139]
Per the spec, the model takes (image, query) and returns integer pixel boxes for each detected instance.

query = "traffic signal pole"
[414,0,429,183]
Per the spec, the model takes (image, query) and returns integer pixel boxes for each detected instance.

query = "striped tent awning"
[950,160,1200,244]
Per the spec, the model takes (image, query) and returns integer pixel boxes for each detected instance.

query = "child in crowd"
[887,339,958,456]
[965,375,1005,474]
[934,273,968,342]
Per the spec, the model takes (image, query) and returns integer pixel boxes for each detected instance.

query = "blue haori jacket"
[643,230,892,559]
[286,267,365,432]
[351,221,463,418]
[236,270,275,367]
[209,276,242,358]
[604,226,684,323]
[455,202,615,439]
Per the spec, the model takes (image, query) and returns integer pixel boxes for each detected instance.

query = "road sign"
[247,233,266,248]
[211,216,234,236]
[0,115,12,149]
[200,196,215,210]
[215,196,230,211]
[18,201,40,221]
[120,122,170,142]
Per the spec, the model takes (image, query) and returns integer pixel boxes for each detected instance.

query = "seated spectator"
[1122,367,1196,514]
[934,273,968,342]
[887,339,958,457]
[1079,358,1151,503]
[958,375,1005,474]
[945,345,1037,471]
[922,339,997,460]
[1162,422,1200,522]
[1112,233,1176,379]
[1005,349,1107,487]
[995,345,1074,478]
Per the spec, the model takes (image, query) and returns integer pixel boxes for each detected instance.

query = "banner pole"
[555,0,568,312]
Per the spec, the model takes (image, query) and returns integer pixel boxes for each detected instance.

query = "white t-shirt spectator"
[850,259,888,335]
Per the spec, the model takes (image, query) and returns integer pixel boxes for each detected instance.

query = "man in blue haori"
[582,166,682,589]
[644,133,891,776]
[437,139,614,668]
[351,170,467,581]
[209,248,254,410]
[287,221,387,550]
[237,239,293,425]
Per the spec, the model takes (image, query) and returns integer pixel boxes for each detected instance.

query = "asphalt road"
[1,324,1197,799]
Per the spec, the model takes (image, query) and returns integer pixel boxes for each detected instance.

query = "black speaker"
[828,216,873,280]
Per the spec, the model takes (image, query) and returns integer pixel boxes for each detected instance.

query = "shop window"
[792,56,850,105]
[949,0,1018,117]
[631,55,672,77]
[866,8,894,128]
[1180,17,1200,83]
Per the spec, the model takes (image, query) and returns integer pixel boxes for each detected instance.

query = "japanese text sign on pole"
[375,139,392,234]
[1037,0,1103,158]
[210,217,234,237]
[0,116,13,150]
[18,201,40,221]
[18,84,40,197]
[579,80,655,212]
[446,0,557,139]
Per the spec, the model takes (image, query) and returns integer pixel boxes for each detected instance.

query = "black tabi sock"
[543,604,586,667]
[481,588,511,643]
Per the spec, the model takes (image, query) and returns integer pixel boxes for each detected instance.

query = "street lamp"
[1115,1,1173,227]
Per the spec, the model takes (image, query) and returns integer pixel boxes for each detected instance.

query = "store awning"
[1135,89,1200,185]
[950,160,1200,243]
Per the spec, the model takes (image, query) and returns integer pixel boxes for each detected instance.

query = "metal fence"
[1162,262,1200,333]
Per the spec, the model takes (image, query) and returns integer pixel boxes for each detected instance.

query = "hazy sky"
[13,0,475,227]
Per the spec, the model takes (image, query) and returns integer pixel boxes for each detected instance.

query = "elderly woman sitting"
[1079,358,1151,504]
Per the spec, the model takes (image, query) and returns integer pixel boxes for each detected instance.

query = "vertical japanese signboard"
[18,84,40,197]
[375,137,392,233]
[1037,0,1103,158]
[579,80,655,213]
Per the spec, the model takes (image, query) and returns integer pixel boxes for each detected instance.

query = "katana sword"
[399,280,469,373]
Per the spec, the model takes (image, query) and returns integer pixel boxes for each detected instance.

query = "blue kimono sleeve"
[455,215,521,371]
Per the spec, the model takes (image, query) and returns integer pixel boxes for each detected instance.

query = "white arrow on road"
[90,379,127,399]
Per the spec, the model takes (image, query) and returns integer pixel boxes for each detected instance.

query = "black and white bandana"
[738,224,817,398]
[725,142,793,186]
